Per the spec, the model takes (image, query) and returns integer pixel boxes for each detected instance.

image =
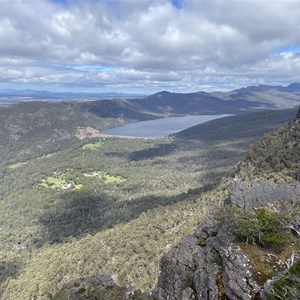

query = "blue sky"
[171,0,182,9]
[0,0,300,93]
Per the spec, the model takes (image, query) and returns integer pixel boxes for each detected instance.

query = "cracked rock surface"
[153,180,300,300]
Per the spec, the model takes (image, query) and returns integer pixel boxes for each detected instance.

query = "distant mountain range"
[211,82,300,109]
[78,83,300,121]
[0,89,146,99]
[1,83,300,114]
[0,90,146,108]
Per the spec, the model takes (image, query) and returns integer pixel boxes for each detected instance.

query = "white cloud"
[0,0,300,92]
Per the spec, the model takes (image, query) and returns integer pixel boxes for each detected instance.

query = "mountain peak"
[286,82,300,92]
[287,82,300,88]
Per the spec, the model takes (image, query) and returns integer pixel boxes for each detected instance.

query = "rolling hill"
[0,101,119,163]
[2,83,300,120]
[211,82,300,109]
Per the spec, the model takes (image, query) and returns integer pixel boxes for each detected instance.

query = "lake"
[101,114,232,138]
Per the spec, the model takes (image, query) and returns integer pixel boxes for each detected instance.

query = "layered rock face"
[153,180,300,300]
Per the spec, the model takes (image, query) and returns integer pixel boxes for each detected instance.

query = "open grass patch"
[82,141,103,150]
[103,174,127,184]
[8,161,28,169]
[8,153,57,171]
[40,153,54,159]
[40,174,83,190]
[83,172,127,184]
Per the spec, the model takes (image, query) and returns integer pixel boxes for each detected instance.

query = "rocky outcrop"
[226,180,300,209]
[153,209,260,299]
[153,180,300,300]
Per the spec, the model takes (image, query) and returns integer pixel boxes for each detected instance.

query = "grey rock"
[226,180,300,209]
[295,107,300,121]
[154,215,261,299]
[181,287,196,300]
[153,236,198,300]
[154,180,300,300]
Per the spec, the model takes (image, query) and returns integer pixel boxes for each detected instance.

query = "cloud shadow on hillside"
[37,184,217,246]
[0,257,23,284]
[128,143,176,161]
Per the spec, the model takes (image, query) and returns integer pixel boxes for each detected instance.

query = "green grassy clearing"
[84,171,127,183]
[40,174,83,190]
[103,174,127,184]
[82,141,103,150]
[8,161,28,169]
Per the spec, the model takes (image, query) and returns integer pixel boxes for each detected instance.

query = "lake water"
[102,114,232,138]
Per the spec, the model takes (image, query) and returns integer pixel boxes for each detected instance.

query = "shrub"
[219,206,291,248]
[269,259,300,300]
[217,207,259,244]
[256,208,290,248]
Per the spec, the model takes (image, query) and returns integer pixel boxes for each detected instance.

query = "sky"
[1,0,300,94]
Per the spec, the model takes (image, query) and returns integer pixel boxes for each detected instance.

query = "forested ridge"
[152,108,300,300]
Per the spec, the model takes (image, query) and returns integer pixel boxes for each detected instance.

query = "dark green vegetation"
[236,110,300,183]
[0,134,229,299]
[0,101,298,299]
[174,109,297,143]
[218,206,295,248]
[269,259,300,300]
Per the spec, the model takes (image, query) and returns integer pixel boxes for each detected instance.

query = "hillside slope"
[50,109,300,300]
[174,108,297,143]
[0,101,117,163]
[2,83,300,116]
[1,98,296,165]
[211,82,300,109]
[0,105,298,299]
[154,108,300,300]
[78,83,300,120]
[78,91,274,121]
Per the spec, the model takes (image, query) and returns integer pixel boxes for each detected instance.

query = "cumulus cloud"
[0,0,300,92]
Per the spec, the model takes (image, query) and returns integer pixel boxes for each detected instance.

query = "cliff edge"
[154,108,300,300]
